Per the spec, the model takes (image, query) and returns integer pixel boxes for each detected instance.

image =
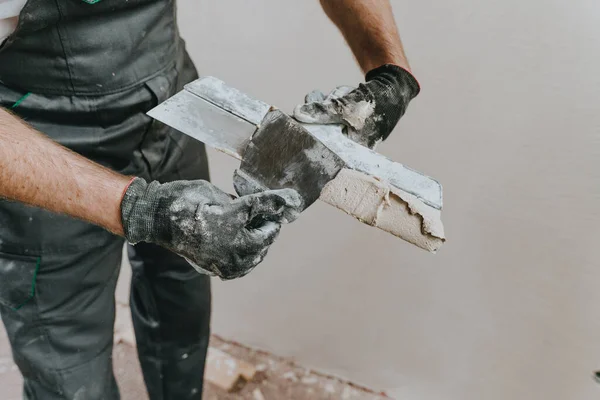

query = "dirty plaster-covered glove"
[120,178,302,280]
[293,64,420,149]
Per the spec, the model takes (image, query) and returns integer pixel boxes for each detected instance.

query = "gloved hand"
[120,178,302,280]
[293,64,420,148]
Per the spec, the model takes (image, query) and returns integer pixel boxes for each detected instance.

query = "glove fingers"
[326,85,355,100]
[294,85,357,125]
[244,221,282,252]
[293,100,343,125]
[304,90,326,103]
[186,180,233,203]
[194,222,279,281]
[302,86,354,105]
[223,224,279,280]
[265,188,303,223]
[237,189,303,224]
[223,246,271,280]
[184,257,219,277]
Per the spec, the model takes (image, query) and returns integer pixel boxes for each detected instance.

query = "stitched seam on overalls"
[53,0,77,93]
[11,257,41,311]
[11,92,31,109]
[7,60,179,97]
[31,265,66,397]
[138,120,155,179]
[132,268,165,399]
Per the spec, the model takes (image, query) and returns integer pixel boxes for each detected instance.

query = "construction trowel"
[147,76,445,252]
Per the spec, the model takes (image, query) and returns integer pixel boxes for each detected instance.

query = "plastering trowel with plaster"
[148,77,445,252]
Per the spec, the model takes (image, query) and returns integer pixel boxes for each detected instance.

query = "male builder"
[0,0,420,399]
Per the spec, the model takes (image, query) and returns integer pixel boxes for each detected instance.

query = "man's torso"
[0,0,181,95]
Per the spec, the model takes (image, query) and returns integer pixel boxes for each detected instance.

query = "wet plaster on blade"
[320,169,445,252]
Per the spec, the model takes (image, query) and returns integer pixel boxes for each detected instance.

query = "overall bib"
[0,1,211,399]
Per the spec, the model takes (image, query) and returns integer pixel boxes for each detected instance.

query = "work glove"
[293,64,420,148]
[120,178,302,280]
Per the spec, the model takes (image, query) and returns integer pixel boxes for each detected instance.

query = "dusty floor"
[0,326,389,400]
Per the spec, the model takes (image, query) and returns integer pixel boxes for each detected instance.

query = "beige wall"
[178,1,600,398]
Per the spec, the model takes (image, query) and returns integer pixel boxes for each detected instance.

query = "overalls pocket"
[136,73,180,178]
[0,251,40,311]
[0,251,65,394]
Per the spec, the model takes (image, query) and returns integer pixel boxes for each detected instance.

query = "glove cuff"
[365,64,421,100]
[120,177,157,244]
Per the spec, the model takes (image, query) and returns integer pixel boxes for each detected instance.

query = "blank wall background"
[177,1,600,398]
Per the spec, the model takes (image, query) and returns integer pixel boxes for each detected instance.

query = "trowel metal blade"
[147,77,271,159]
[233,110,346,211]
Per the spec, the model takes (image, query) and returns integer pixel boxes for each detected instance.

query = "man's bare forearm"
[0,108,130,235]
[320,0,411,73]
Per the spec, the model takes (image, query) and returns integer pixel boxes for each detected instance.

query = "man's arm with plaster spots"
[294,0,420,148]
[0,108,302,279]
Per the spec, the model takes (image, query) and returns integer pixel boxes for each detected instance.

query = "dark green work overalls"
[0,1,211,399]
